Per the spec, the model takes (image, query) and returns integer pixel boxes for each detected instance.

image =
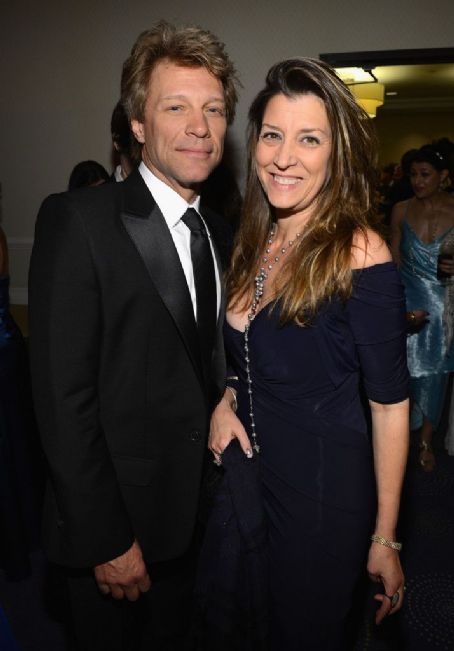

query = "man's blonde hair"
[121,21,238,125]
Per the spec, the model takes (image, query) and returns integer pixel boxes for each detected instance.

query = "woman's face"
[410,161,447,199]
[255,93,332,219]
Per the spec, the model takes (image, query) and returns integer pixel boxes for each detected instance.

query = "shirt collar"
[114,165,124,182]
[138,162,201,228]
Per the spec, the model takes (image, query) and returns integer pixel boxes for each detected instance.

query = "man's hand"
[94,539,151,601]
[438,254,454,277]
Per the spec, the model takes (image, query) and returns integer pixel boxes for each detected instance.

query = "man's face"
[131,60,227,202]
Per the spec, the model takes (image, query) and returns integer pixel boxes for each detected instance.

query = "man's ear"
[131,120,145,144]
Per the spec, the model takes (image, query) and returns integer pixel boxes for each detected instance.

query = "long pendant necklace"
[428,217,439,243]
[244,223,302,453]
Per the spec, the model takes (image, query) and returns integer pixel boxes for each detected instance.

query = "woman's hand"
[209,391,252,463]
[407,309,429,328]
[438,255,454,276]
[367,542,405,624]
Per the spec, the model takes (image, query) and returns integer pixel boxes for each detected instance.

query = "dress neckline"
[351,261,396,273]
[225,301,274,334]
[403,220,454,247]
[226,262,398,333]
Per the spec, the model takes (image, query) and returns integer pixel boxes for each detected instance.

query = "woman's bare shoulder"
[351,228,391,269]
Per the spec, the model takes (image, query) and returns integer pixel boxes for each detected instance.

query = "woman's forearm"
[370,399,409,540]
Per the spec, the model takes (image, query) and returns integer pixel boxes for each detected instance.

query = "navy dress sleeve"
[346,262,409,404]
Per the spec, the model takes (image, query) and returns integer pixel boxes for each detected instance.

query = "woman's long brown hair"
[227,58,382,325]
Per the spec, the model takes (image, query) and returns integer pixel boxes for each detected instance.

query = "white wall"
[2,0,453,300]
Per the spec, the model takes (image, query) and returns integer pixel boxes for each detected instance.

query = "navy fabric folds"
[195,439,268,650]
[314,262,409,402]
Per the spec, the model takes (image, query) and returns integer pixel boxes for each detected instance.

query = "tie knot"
[181,208,206,234]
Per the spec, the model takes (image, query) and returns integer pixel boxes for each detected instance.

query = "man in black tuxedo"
[29,21,238,650]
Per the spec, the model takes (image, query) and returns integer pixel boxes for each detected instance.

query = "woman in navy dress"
[208,59,409,650]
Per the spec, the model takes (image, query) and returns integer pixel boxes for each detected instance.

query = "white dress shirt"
[114,165,124,182]
[138,162,221,319]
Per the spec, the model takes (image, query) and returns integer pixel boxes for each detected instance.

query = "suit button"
[188,429,201,443]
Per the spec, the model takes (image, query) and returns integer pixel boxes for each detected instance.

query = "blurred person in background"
[0,226,42,580]
[391,144,454,471]
[111,101,140,182]
[68,159,110,190]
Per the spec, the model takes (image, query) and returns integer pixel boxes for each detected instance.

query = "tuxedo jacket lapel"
[200,207,229,402]
[119,171,204,386]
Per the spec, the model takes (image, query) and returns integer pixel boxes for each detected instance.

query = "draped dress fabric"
[220,262,408,650]
[399,220,454,429]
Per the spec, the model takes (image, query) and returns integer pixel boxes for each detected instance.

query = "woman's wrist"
[224,386,238,412]
[371,533,402,552]
[373,517,398,541]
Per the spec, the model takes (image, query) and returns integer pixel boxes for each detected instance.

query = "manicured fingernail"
[245,448,253,458]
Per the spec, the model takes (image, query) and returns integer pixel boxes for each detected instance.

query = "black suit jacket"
[29,169,232,568]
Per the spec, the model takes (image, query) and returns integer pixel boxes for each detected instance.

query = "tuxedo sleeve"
[29,193,134,567]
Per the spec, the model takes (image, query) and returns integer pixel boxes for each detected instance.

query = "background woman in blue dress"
[390,145,454,471]
[207,59,409,650]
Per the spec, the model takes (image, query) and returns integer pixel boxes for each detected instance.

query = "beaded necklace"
[244,223,302,453]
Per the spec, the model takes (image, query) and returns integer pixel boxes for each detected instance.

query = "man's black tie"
[181,208,217,378]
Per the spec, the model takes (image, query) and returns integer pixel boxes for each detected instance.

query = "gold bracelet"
[225,386,238,413]
[371,534,402,551]
[408,311,416,323]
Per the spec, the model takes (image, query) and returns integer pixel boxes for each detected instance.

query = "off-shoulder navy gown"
[209,262,409,650]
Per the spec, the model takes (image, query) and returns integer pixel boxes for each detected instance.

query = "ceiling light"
[335,67,376,83]
[349,82,385,118]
